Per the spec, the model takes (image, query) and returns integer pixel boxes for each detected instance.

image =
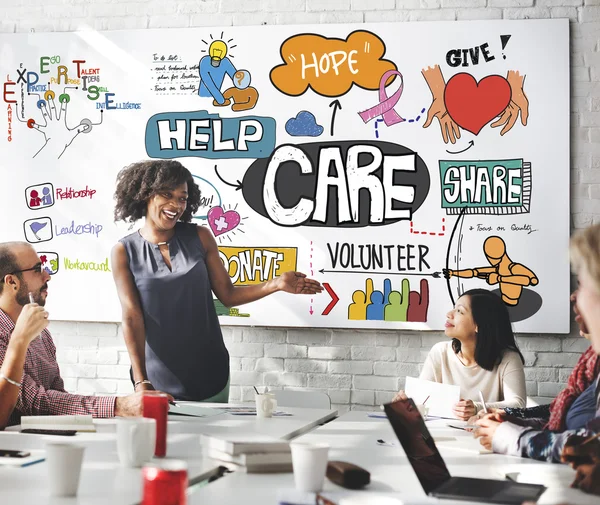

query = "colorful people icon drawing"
[443,236,538,306]
[348,278,373,320]
[41,187,52,206]
[367,278,391,321]
[198,39,238,106]
[29,190,41,208]
[384,279,410,321]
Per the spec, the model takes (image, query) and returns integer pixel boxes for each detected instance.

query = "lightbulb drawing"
[198,32,239,105]
[209,40,228,67]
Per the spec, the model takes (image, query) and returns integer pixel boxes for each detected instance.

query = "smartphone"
[0,449,30,458]
[21,429,76,436]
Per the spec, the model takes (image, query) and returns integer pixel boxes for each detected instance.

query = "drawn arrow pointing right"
[322,282,339,316]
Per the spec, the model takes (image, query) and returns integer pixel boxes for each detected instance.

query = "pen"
[580,432,600,446]
[28,292,35,304]
[478,390,488,414]
[169,400,178,407]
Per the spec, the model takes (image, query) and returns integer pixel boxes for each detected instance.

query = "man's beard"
[16,284,46,307]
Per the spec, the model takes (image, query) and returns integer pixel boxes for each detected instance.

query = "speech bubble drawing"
[270,30,397,98]
[192,175,222,221]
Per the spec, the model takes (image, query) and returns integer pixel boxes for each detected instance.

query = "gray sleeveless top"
[120,222,229,400]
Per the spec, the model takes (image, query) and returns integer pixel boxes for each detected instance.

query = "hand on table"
[561,434,600,468]
[473,412,505,451]
[115,390,175,417]
[453,399,476,420]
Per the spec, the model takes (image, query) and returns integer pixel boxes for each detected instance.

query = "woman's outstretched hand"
[276,271,324,295]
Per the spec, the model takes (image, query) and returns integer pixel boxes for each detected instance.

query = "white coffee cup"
[45,443,85,497]
[255,393,277,418]
[116,417,156,467]
[290,442,329,492]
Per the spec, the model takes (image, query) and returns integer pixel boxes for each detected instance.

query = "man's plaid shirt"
[0,309,115,426]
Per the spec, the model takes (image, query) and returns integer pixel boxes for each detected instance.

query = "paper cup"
[290,442,329,492]
[46,443,85,497]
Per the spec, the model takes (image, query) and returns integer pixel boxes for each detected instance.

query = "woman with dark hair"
[111,160,322,402]
[394,288,526,420]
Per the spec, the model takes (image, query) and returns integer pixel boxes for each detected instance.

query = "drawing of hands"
[408,279,429,322]
[398,278,410,321]
[486,272,500,285]
[491,70,528,136]
[442,268,454,279]
[422,65,461,144]
[29,95,97,159]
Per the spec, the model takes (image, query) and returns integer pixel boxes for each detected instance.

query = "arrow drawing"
[322,282,339,315]
[319,268,442,279]
[214,164,243,191]
[445,140,474,155]
[329,99,342,136]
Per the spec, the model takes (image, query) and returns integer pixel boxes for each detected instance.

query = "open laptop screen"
[384,399,452,494]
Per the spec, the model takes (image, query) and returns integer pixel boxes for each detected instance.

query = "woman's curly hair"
[114,160,201,224]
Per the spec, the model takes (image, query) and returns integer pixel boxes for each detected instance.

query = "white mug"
[116,417,156,467]
[255,393,277,418]
[45,443,86,497]
[290,442,329,492]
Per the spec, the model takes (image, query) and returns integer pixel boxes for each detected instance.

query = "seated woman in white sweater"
[394,288,526,420]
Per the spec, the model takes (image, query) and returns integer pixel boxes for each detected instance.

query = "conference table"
[0,405,597,505]
[0,403,337,504]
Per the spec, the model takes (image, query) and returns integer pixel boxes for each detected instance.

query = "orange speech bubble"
[270,30,397,98]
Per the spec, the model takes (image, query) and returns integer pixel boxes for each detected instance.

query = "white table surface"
[0,403,337,504]
[187,411,600,505]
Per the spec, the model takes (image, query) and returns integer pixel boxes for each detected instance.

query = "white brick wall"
[2,0,597,412]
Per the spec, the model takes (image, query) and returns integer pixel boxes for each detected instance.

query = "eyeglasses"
[1,262,44,282]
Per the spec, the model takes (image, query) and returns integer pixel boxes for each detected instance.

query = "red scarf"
[545,346,600,431]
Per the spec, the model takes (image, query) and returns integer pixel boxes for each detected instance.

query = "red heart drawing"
[207,206,241,237]
[444,73,512,136]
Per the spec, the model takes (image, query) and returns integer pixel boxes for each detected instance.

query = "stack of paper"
[20,415,96,432]
[201,434,292,473]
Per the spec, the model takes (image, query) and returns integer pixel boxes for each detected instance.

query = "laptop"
[383,399,546,504]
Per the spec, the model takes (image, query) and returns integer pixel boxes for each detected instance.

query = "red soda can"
[141,460,188,505]
[142,392,169,457]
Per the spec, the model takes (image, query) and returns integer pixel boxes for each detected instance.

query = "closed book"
[200,434,290,456]
[206,448,293,466]
[221,460,293,473]
[20,415,96,433]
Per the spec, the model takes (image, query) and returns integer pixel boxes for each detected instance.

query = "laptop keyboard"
[442,477,510,497]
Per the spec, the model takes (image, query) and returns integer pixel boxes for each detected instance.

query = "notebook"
[20,415,95,432]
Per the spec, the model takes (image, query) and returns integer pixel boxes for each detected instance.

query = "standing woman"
[111,160,322,402]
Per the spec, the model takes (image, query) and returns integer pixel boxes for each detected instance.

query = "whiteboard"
[0,19,570,332]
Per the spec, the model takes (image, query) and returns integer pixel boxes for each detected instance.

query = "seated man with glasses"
[0,241,170,427]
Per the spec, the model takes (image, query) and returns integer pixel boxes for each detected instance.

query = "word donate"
[219,246,297,285]
[270,31,397,97]
[439,158,531,215]
[242,141,430,228]
[145,110,276,159]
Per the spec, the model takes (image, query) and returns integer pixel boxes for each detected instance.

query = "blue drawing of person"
[42,186,53,206]
[367,278,392,321]
[198,40,238,105]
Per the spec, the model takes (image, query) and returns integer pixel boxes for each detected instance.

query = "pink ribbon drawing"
[358,70,405,126]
